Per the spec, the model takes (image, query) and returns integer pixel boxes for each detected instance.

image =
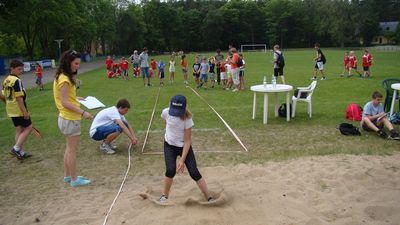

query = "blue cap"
[169,95,187,117]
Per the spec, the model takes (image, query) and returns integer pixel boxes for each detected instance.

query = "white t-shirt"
[161,108,194,147]
[89,106,127,137]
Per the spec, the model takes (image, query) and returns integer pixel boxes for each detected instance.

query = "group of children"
[191,53,245,91]
[105,56,132,79]
[104,52,246,91]
[104,55,176,85]
[341,49,373,78]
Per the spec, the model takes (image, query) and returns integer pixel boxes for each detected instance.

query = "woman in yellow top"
[53,50,93,187]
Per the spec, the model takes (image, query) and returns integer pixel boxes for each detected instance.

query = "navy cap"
[169,94,187,117]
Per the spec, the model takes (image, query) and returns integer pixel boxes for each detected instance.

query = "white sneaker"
[232,88,239,92]
[159,195,168,203]
[109,142,118,150]
[320,77,326,80]
[311,77,317,80]
[100,143,116,154]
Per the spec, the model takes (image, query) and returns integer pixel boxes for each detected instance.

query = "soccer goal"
[240,44,267,53]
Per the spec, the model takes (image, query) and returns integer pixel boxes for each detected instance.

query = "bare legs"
[162,176,212,200]
[64,135,79,181]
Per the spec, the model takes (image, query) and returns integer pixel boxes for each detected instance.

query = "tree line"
[0,0,399,60]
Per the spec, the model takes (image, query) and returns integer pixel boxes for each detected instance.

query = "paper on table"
[79,96,106,109]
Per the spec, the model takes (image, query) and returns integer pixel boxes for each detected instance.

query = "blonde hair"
[180,109,192,120]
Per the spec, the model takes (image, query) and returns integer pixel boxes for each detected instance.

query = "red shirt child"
[106,56,113,70]
[120,58,129,70]
[349,55,357,68]
[344,53,350,68]
[151,59,157,70]
[35,64,43,78]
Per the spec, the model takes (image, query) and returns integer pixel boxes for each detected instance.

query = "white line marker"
[102,143,133,225]
[141,87,161,153]
[187,86,249,152]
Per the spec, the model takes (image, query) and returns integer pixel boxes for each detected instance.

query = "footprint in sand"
[138,187,229,207]
[184,189,229,207]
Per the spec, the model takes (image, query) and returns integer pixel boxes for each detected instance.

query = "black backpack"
[294,89,308,98]
[278,103,292,117]
[237,57,243,67]
[275,52,285,68]
[338,123,361,136]
[321,52,326,64]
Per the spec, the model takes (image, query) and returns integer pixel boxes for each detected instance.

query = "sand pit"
[3,154,400,225]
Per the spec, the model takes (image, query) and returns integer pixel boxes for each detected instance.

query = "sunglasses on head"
[69,50,78,56]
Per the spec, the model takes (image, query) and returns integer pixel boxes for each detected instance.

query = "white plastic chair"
[292,81,317,118]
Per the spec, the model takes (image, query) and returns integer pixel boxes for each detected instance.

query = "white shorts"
[58,117,81,136]
[316,62,324,71]
[232,68,240,85]
[220,72,227,80]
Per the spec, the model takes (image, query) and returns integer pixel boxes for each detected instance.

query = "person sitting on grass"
[159,94,214,203]
[89,99,138,154]
[361,91,400,140]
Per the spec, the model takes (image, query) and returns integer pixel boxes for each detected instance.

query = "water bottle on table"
[272,74,276,88]
[263,76,267,87]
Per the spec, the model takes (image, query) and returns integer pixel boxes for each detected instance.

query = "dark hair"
[216,49,221,53]
[143,47,148,51]
[372,91,383,99]
[116,98,131,109]
[55,49,81,86]
[10,59,23,68]
[314,43,320,48]
[181,54,186,60]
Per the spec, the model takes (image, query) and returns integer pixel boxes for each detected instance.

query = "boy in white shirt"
[89,99,138,154]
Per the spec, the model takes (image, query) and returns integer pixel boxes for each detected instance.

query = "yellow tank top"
[1,74,25,117]
[53,73,81,120]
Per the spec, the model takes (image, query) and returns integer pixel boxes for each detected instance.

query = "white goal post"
[240,44,267,53]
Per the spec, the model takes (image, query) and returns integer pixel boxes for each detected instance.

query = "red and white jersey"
[349,55,357,67]
[344,55,350,66]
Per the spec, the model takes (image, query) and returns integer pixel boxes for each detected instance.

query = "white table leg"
[252,92,256,119]
[286,91,290,121]
[390,90,397,116]
[274,92,279,117]
[264,93,268,124]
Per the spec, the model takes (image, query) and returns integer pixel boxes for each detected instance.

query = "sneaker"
[10,148,32,159]
[225,88,230,91]
[321,77,326,80]
[64,176,87,183]
[109,142,118,150]
[70,177,91,187]
[311,76,317,80]
[207,196,216,203]
[232,88,239,92]
[159,195,168,203]
[389,131,400,140]
[100,143,116,154]
[377,130,388,139]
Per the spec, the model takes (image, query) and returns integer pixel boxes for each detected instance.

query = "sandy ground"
[2,153,400,225]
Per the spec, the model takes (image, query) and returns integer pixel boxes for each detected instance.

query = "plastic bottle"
[272,75,276,88]
[263,76,267,87]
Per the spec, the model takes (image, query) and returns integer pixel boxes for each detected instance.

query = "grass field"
[0,49,399,221]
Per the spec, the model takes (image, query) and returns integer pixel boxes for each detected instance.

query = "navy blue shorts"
[91,121,128,141]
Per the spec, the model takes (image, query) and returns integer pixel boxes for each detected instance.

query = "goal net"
[240,44,267,53]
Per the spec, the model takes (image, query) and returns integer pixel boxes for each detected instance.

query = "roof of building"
[379,21,399,35]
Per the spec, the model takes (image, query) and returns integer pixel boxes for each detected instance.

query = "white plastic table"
[389,83,400,116]
[250,84,293,124]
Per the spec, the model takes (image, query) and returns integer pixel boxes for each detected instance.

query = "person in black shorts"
[1,59,33,159]
[192,56,201,86]
[273,45,286,84]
